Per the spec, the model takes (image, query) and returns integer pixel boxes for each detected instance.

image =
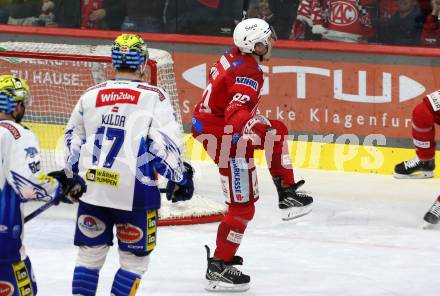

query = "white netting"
[0,42,225,224]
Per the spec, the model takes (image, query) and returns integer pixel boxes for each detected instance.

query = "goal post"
[0,42,226,226]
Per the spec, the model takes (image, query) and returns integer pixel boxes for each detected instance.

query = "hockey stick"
[24,188,168,223]
[24,198,58,223]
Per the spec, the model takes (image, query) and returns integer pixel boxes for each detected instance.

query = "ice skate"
[204,245,250,292]
[273,177,313,221]
[422,197,440,229]
[394,156,435,179]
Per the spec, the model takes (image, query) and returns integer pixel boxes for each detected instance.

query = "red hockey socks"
[265,120,294,185]
[412,101,436,160]
[214,205,255,262]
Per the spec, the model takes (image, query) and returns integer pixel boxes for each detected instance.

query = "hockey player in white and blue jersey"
[0,75,86,296]
[66,34,195,296]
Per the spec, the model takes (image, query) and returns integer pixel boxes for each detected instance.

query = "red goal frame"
[0,48,225,226]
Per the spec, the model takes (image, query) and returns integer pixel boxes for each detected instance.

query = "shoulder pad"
[234,61,261,76]
[0,121,21,139]
[86,81,108,92]
[231,59,244,68]
[136,84,167,101]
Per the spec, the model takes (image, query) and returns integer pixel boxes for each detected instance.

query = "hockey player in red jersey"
[394,89,440,227]
[394,91,439,179]
[192,18,314,291]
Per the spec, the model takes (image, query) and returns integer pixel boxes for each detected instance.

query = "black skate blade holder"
[205,245,243,265]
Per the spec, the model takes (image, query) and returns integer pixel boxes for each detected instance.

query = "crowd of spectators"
[0,0,438,47]
[289,0,439,47]
[0,0,243,34]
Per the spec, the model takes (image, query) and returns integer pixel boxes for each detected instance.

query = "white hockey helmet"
[233,18,273,54]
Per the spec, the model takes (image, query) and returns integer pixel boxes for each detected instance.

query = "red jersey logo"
[96,88,140,107]
[116,223,143,243]
[0,281,14,296]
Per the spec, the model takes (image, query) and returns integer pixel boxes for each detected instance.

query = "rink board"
[186,134,433,175]
[27,121,435,176]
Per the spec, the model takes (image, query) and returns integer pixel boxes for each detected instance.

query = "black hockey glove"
[48,170,87,204]
[166,162,194,203]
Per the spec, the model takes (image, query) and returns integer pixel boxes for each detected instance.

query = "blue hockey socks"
[72,266,99,296]
[110,268,141,296]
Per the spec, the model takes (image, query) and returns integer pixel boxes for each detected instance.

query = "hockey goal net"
[0,41,225,226]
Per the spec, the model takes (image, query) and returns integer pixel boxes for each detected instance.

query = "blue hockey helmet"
[111,34,148,70]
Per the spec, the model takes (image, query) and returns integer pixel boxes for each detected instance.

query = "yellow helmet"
[111,34,148,70]
[0,75,30,113]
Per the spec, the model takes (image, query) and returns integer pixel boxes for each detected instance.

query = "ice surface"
[24,162,440,295]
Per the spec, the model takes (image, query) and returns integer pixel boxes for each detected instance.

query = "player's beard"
[262,44,273,62]
[13,105,25,123]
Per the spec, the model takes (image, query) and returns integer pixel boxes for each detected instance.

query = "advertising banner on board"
[173,52,440,139]
[1,50,439,142]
